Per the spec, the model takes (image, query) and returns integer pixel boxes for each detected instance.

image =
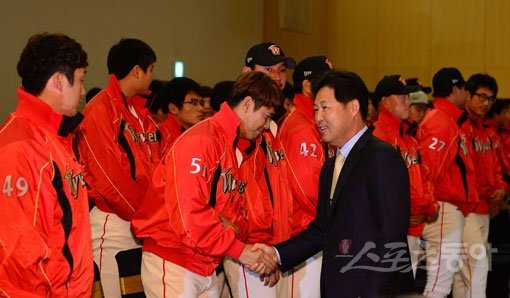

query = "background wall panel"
[327,0,378,88]
[264,0,510,96]
[0,0,263,121]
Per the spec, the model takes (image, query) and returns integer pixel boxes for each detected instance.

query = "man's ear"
[349,99,361,117]
[45,72,65,93]
[380,96,389,110]
[131,65,142,79]
[168,103,180,115]
[240,95,253,113]
[242,66,251,73]
[302,80,312,97]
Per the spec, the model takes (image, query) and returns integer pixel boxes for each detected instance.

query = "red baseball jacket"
[0,89,93,297]
[158,113,182,156]
[276,94,326,235]
[132,103,248,277]
[464,117,507,215]
[373,108,437,236]
[417,98,479,216]
[497,124,510,179]
[77,75,160,221]
[238,130,293,246]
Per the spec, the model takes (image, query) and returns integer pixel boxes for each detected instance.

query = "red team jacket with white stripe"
[158,113,182,156]
[464,117,507,215]
[0,89,93,297]
[276,94,326,235]
[496,123,510,180]
[132,103,248,277]
[373,108,437,236]
[238,130,293,246]
[417,98,479,216]
[77,75,160,221]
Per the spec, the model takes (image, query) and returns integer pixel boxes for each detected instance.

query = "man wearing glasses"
[156,77,205,155]
[451,73,507,297]
[416,67,481,297]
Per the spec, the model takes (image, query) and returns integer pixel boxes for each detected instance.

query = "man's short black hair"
[155,77,201,113]
[107,38,156,80]
[17,33,88,95]
[199,85,212,98]
[85,87,101,103]
[487,99,510,118]
[466,73,499,98]
[313,70,369,121]
[145,80,166,112]
[211,81,234,112]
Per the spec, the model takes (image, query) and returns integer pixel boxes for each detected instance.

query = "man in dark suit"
[256,70,412,297]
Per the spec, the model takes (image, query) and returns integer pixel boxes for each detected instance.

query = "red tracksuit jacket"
[464,116,507,215]
[158,113,182,156]
[0,89,93,297]
[238,130,293,246]
[373,108,437,236]
[132,103,248,277]
[77,75,160,221]
[497,124,510,179]
[276,94,326,235]
[417,98,479,215]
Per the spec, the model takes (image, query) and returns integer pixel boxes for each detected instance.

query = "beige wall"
[0,0,263,121]
[265,0,510,96]
[264,0,328,64]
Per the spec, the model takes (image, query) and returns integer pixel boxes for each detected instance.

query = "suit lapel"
[328,130,371,218]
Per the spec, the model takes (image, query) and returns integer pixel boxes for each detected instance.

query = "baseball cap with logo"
[245,42,296,69]
[373,75,419,107]
[292,56,332,91]
[432,67,465,97]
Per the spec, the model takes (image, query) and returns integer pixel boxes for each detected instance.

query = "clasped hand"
[237,243,280,287]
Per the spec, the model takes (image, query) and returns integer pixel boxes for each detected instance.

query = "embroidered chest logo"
[266,144,285,167]
[473,137,492,154]
[63,169,86,199]
[401,151,420,169]
[221,168,246,195]
[459,134,469,156]
[136,131,160,144]
[123,123,140,143]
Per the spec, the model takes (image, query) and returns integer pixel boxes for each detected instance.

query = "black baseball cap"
[292,56,332,89]
[245,42,296,69]
[406,77,432,94]
[432,67,465,97]
[374,75,419,107]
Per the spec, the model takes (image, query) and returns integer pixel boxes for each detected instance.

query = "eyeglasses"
[473,92,496,104]
[183,99,205,107]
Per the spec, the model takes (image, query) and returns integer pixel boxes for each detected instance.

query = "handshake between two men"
[237,243,281,287]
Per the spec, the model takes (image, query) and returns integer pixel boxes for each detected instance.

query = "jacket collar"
[15,88,83,136]
[213,103,241,146]
[469,113,485,129]
[293,93,315,120]
[106,74,135,107]
[375,108,402,136]
[434,97,465,123]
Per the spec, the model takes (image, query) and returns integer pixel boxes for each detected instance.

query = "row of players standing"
[1,32,508,298]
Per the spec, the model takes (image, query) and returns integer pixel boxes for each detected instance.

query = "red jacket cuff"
[226,239,245,259]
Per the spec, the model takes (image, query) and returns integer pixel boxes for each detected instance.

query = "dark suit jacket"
[275,129,412,297]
